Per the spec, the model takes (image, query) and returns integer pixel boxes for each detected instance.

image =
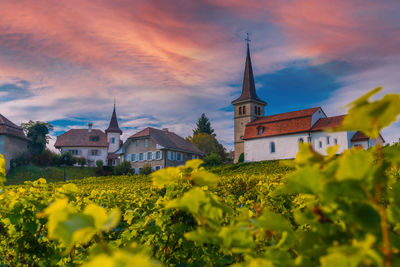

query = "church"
[232,43,384,163]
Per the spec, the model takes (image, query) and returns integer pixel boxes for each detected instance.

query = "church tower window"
[243,106,246,114]
[239,107,242,115]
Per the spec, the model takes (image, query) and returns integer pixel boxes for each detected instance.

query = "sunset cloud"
[0,0,399,149]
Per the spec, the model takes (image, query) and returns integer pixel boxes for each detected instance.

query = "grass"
[6,165,97,185]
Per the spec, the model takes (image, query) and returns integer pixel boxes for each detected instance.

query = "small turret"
[106,103,122,153]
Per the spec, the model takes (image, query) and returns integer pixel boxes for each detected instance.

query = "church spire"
[105,102,122,134]
[232,36,266,105]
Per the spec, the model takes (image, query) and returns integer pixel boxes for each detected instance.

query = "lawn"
[6,164,97,185]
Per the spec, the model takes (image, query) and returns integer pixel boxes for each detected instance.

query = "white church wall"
[311,131,349,155]
[244,132,309,162]
[244,130,354,162]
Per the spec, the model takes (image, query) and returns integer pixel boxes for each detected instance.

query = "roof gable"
[55,129,107,148]
[129,127,203,154]
[311,115,346,131]
[0,114,29,140]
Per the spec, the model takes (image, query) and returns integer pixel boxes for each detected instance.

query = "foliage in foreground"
[0,87,400,266]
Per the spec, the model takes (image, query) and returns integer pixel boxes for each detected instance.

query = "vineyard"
[1,88,400,267]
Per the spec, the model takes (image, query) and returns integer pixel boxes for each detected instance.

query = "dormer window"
[89,136,99,142]
[257,126,264,135]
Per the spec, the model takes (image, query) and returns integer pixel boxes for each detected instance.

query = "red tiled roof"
[351,131,369,142]
[128,127,203,155]
[0,114,29,140]
[310,115,346,131]
[55,129,107,148]
[247,107,321,126]
[244,116,314,140]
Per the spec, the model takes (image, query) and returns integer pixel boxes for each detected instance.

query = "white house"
[232,42,384,162]
[54,105,122,166]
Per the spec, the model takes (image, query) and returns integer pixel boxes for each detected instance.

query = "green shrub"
[77,157,87,167]
[114,160,133,175]
[96,160,104,168]
[202,153,222,167]
[140,163,152,175]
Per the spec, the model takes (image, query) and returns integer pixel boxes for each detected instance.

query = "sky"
[0,0,399,151]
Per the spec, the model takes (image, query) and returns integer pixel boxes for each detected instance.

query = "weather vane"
[245,32,251,45]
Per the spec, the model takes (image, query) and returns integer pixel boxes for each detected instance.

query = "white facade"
[107,132,120,153]
[60,147,108,166]
[244,130,377,162]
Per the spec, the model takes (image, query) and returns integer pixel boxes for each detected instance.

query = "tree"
[188,133,226,160]
[238,153,244,163]
[21,121,53,155]
[193,113,215,136]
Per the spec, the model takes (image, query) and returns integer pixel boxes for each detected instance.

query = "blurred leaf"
[335,87,400,138]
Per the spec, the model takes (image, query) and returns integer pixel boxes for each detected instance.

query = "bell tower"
[232,36,266,162]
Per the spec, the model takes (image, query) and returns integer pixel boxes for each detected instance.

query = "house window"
[111,137,115,144]
[155,166,161,170]
[326,136,330,145]
[69,149,79,155]
[136,140,139,147]
[255,106,258,115]
[257,127,264,135]
[167,151,172,160]
[334,138,338,145]
[270,142,275,153]
[139,153,144,161]
[172,152,176,160]
[91,150,99,156]
[307,136,311,143]
[298,138,304,143]
[89,136,99,142]
[156,151,161,160]
[258,106,261,115]
[319,141,322,148]
[147,152,152,160]
[239,107,242,115]
[144,139,149,147]
[131,154,136,162]
[177,152,182,161]
[243,106,246,114]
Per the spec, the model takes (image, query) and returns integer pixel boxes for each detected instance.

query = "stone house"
[0,114,29,172]
[233,43,384,162]
[116,127,203,173]
[54,105,122,166]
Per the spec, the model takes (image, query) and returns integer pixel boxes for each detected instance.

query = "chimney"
[162,128,169,132]
[88,123,93,133]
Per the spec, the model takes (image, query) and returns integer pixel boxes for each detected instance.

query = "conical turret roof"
[105,104,122,134]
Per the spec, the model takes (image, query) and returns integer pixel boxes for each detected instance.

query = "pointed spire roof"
[232,43,266,105]
[105,103,122,134]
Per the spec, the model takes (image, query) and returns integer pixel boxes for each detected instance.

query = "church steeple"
[232,41,266,105]
[232,35,267,163]
[105,103,122,135]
